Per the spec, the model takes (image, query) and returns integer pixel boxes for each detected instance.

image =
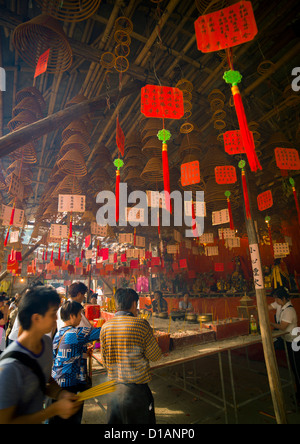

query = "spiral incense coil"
[114,16,133,35]
[114,56,129,73]
[51,175,82,198]
[210,98,225,112]
[15,87,46,110]
[125,170,146,188]
[195,0,228,14]
[115,43,130,58]
[9,144,38,164]
[60,134,91,158]
[124,148,143,161]
[213,119,226,130]
[35,0,102,23]
[61,120,91,144]
[176,79,193,93]
[100,52,116,69]
[123,158,144,172]
[12,97,43,119]
[57,149,87,177]
[257,60,274,75]
[142,138,163,158]
[7,111,37,132]
[141,157,164,183]
[12,14,73,74]
[208,89,226,103]
[212,109,226,121]
[114,29,131,46]
[180,122,194,134]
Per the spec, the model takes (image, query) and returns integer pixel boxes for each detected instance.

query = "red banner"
[141,85,184,119]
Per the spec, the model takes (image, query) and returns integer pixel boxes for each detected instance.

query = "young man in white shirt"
[268,286,300,405]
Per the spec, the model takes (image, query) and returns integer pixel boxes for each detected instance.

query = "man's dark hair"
[272,286,290,301]
[68,282,88,299]
[61,301,83,322]
[154,291,163,298]
[114,288,139,311]
[18,286,61,330]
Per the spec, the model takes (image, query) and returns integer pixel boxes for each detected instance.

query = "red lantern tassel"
[4,229,10,247]
[9,207,15,226]
[58,247,61,261]
[50,250,54,262]
[134,228,136,246]
[67,238,70,253]
[116,170,120,223]
[191,201,199,237]
[241,170,251,220]
[45,250,48,261]
[232,86,262,173]
[292,187,300,224]
[162,143,172,213]
[158,212,161,236]
[227,198,234,230]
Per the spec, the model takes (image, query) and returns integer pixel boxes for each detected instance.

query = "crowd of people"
[0,282,162,424]
[0,281,300,424]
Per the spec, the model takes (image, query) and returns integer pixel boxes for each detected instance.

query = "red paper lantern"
[274,148,300,171]
[141,85,184,119]
[257,190,273,211]
[181,161,200,186]
[223,130,247,155]
[194,1,258,53]
[215,166,237,184]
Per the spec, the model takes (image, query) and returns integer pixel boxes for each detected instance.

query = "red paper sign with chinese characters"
[223,130,246,155]
[215,166,237,184]
[34,49,50,78]
[116,117,125,157]
[194,1,258,53]
[215,263,224,272]
[257,190,273,211]
[274,148,300,171]
[181,161,200,186]
[141,85,184,119]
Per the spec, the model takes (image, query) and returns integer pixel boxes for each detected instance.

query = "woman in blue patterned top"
[50,301,101,424]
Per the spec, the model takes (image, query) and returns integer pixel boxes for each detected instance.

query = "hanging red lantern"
[181,160,200,187]
[141,85,184,120]
[215,166,237,185]
[257,190,273,212]
[194,1,258,53]
[223,130,247,155]
[224,70,262,172]
[274,148,300,171]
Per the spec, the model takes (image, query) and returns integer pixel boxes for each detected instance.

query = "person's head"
[154,291,163,301]
[272,286,290,307]
[90,294,98,304]
[183,292,190,303]
[60,301,83,327]
[0,295,7,308]
[114,288,139,316]
[18,286,61,334]
[68,282,88,303]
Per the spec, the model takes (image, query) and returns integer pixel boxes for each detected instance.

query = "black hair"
[61,301,83,322]
[114,288,139,311]
[272,286,290,301]
[154,290,163,298]
[18,286,61,330]
[68,282,88,299]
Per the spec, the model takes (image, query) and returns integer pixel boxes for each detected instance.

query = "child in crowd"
[50,301,101,424]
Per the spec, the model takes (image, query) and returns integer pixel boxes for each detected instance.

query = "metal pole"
[240,163,287,424]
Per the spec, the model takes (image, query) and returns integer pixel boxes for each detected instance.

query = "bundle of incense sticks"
[77,380,116,401]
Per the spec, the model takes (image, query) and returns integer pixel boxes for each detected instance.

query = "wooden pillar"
[242,168,287,424]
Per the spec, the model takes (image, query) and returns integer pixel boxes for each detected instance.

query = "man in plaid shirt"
[100,288,162,424]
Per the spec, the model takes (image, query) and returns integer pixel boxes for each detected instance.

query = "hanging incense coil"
[114,17,133,35]
[15,87,46,110]
[115,43,130,58]
[51,175,82,197]
[0,170,6,190]
[141,119,163,140]
[125,169,146,188]
[100,52,116,69]
[57,149,87,177]
[213,119,226,130]
[6,167,33,187]
[180,122,194,134]
[12,15,73,74]
[123,158,144,173]
[124,148,143,161]
[257,60,274,75]
[35,0,101,23]
[60,134,91,158]
[9,144,38,164]
[195,0,229,14]
[141,157,164,183]
[142,137,163,158]
[265,131,294,149]
[12,97,43,119]
[176,78,193,93]
[114,56,129,73]
[7,111,37,132]
[61,120,91,144]
[125,132,141,151]
[114,30,131,46]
